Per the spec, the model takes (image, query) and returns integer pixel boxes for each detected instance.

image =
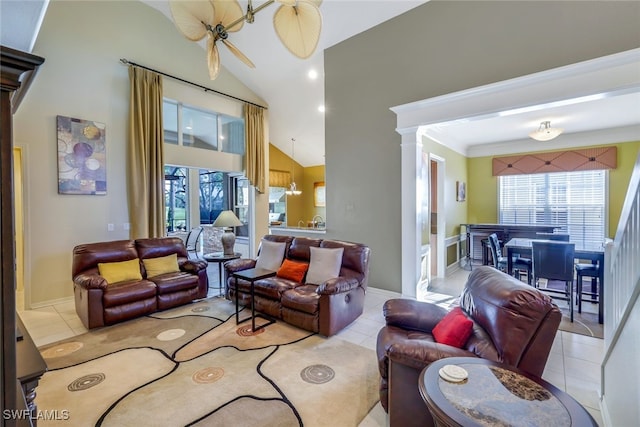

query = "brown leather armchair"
[376,266,562,427]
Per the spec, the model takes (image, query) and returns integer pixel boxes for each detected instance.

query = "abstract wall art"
[57,115,106,195]
[456,181,466,202]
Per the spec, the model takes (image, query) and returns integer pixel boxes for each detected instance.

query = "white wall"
[13,0,266,306]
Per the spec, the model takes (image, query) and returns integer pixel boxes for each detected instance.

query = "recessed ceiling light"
[308,69,318,80]
[185,126,192,130]
[318,105,325,113]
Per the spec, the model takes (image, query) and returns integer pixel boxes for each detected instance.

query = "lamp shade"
[213,210,243,228]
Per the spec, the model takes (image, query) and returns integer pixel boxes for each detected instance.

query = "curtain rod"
[120,58,267,110]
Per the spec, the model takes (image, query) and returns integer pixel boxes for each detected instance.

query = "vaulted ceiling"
[2,0,638,166]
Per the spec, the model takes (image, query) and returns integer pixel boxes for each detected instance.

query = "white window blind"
[499,170,606,246]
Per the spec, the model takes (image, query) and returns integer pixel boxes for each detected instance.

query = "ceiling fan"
[169,0,323,80]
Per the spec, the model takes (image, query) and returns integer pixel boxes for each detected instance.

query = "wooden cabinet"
[1,45,45,426]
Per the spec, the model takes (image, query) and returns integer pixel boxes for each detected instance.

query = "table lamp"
[213,210,243,255]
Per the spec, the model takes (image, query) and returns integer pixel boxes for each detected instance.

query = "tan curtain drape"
[127,66,165,238]
[244,103,266,192]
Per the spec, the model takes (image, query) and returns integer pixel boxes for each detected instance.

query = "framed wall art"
[57,115,106,195]
[456,181,466,202]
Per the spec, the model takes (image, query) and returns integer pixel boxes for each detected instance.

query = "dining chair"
[535,232,571,242]
[531,241,576,322]
[488,233,532,284]
[575,263,600,315]
[185,226,203,258]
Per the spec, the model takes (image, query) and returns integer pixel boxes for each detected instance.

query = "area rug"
[36,298,379,426]
[542,280,603,339]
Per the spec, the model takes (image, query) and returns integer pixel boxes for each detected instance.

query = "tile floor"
[18,266,604,426]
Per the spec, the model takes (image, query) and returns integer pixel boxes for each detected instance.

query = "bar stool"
[575,263,599,314]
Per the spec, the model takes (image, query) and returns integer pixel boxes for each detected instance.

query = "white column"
[399,127,423,298]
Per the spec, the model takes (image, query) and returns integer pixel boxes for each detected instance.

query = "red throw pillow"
[432,306,473,348]
[276,259,309,283]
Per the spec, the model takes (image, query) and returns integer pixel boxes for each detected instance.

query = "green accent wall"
[467,141,640,238]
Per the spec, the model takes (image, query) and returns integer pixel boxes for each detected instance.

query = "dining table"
[504,238,605,324]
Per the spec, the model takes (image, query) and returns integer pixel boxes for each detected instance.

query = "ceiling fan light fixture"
[529,121,564,141]
[169,0,322,80]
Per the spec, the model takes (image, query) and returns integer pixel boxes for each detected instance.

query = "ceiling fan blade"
[222,39,256,68]
[207,34,221,80]
[169,0,215,41]
[212,0,244,32]
[273,0,322,59]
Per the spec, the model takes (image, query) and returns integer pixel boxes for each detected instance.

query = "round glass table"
[419,357,597,427]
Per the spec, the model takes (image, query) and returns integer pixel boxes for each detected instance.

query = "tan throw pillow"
[305,247,344,285]
[143,253,180,278]
[255,240,287,271]
[98,258,142,284]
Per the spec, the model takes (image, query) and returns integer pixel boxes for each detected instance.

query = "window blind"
[499,170,606,246]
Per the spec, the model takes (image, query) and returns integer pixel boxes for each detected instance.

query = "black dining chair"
[487,233,532,284]
[575,263,600,315]
[535,232,571,242]
[532,241,576,322]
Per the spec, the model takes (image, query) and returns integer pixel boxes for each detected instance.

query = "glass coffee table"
[419,357,597,427]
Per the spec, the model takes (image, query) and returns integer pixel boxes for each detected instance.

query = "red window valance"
[492,146,617,176]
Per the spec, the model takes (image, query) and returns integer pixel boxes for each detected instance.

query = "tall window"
[162,98,244,154]
[165,166,188,232]
[499,170,606,246]
[199,170,226,224]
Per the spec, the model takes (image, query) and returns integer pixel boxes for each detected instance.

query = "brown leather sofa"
[72,237,209,329]
[376,266,562,427]
[224,235,370,336]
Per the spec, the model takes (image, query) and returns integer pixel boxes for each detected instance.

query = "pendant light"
[529,121,564,141]
[285,138,302,196]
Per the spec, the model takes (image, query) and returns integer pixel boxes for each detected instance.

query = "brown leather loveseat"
[376,266,562,426]
[224,235,370,336]
[72,237,209,329]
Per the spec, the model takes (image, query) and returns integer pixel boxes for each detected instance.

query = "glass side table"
[203,252,241,297]
[419,357,597,427]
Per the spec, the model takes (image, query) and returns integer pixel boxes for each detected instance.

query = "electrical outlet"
[123,223,130,230]
[107,223,115,231]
